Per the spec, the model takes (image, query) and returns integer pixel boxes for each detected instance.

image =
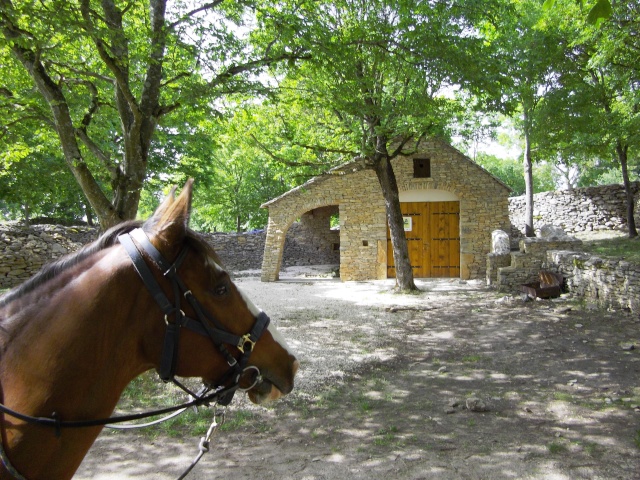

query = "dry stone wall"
[492,235,583,290]
[488,224,640,314]
[0,220,334,289]
[0,224,97,289]
[281,206,340,267]
[200,231,266,271]
[549,250,640,313]
[509,182,640,234]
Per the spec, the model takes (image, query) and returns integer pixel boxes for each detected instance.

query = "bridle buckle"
[237,334,256,354]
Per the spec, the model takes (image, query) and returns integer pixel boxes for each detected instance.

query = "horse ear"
[145,179,194,248]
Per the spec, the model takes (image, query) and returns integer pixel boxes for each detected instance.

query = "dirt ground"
[76,270,640,480]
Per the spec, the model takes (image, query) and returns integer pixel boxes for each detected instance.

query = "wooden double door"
[387,201,460,278]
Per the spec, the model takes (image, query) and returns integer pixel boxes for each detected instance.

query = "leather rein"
[0,227,270,431]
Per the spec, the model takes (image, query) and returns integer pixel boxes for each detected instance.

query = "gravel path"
[77,267,640,479]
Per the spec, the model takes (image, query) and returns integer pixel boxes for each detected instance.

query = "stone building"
[260,139,511,282]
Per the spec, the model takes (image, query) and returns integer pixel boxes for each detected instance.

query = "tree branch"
[75,128,114,174]
[79,0,140,121]
[208,51,311,88]
[291,142,358,157]
[47,61,113,83]
[167,0,225,30]
[248,133,353,167]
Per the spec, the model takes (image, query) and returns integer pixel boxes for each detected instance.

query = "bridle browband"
[118,228,270,404]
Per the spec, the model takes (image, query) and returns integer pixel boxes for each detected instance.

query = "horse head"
[0,179,298,480]
[132,179,298,404]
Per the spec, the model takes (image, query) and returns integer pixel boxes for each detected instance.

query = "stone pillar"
[491,229,511,254]
[260,214,288,282]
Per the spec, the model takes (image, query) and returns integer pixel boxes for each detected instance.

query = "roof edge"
[260,160,366,209]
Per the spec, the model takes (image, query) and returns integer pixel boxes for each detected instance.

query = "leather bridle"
[0,228,272,479]
[118,228,271,405]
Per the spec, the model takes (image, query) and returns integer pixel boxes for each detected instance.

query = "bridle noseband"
[118,228,270,405]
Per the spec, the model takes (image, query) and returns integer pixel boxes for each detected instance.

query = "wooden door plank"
[387,201,460,279]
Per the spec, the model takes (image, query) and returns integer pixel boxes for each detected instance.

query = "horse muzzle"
[245,359,299,405]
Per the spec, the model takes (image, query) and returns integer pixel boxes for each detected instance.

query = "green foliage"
[0,0,307,227]
[1,0,637,231]
[475,153,556,195]
[262,0,510,164]
[542,0,612,25]
[579,236,640,265]
[0,122,89,223]
[138,100,331,233]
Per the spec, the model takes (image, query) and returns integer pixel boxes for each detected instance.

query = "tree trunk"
[615,141,638,238]
[523,110,535,237]
[84,203,95,227]
[1,0,169,230]
[373,155,417,292]
[22,204,30,226]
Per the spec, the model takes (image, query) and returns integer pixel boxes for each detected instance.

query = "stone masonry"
[0,224,97,288]
[549,249,640,313]
[261,139,512,282]
[493,234,583,291]
[487,223,640,314]
[0,220,334,289]
[509,182,640,235]
[281,206,340,267]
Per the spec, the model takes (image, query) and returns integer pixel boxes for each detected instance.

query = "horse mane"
[0,221,225,309]
[0,221,141,308]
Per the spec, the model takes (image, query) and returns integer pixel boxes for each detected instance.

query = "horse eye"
[212,284,228,296]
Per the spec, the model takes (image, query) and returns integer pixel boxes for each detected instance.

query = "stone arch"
[281,205,340,268]
[261,179,348,281]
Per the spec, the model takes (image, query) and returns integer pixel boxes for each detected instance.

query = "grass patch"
[156,409,215,437]
[220,409,270,433]
[579,236,640,264]
[553,392,574,403]
[373,426,400,446]
[462,355,483,363]
[358,396,373,413]
[114,372,242,438]
[634,430,640,450]
[547,442,568,454]
[119,372,168,407]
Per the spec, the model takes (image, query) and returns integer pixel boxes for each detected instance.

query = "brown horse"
[0,180,298,479]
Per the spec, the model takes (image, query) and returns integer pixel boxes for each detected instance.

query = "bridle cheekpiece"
[118,228,270,405]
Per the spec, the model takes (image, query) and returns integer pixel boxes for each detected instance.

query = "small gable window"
[413,158,431,178]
